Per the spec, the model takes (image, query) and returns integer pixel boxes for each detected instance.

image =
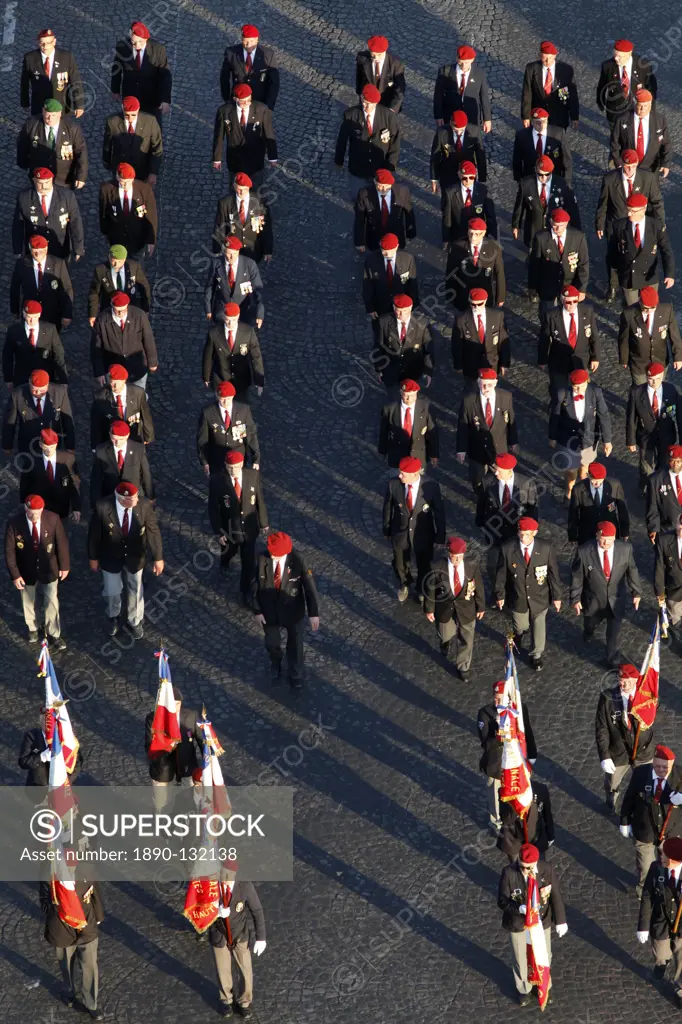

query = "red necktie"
[524,547,531,565]
[274,561,282,589]
[502,483,511,509]
[453,568,462,597]
[122,509,130,536]
[652,391,659,418]
[381,197,389,226]
[246,53,253,73]
[455,133,463,153]
[47,461,54,483]
[228,264,235,290]
[241,109,247,128]
[366,116,372,136]
[636,119,645,163]
[374,61,381,83]
[621,66,629,97]
[536,134,544,157]
[403,406,412,436]
[485,399,493,427]
[239,201,246,225]
[557,237,564,256]
[459,73,466,96]
[627,178,633,197]
[41,196,48,217]
[568,314,577,349]
[540,183,547,209]
[386,260,393,285]
[29,329,37,348]
[32,523,39,549]
[634,223,642,249]
[37,263,43,288]
[477,315,485,343]
[544,68,553,95]
[234,477,242,500]
[406,486,414,512]
[472,245,479,266]
[117,450,124,472]
[44,57,51,79]
[136,50,142,70]
[603,549,611,579]
[464,189,472,207]
[128,121,135,135]
[399,322,406,342]
[118,317,126,331]
[223,409,231,430]
[123,191,130,215]
[116,395,124,419]
[228,330,235,351]
[676,475,682,506]
[35,398,42,416]
[655,778,664,804]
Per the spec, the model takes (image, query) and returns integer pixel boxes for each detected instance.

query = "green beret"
[43,99,63,113]
[109,245,128,260]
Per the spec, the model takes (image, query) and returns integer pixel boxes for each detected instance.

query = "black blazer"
[212,101,278,173]
[538,304,600,374]
[595,168,665,232]
[2,382,74,452]
[476,471,539,540]
[498,781,555,860]
[512,175,580,249]
[646,468,682,535]
[110,37,172,111]
[208,880,266,948]
[610,108,670,172]
[220,44,280,108]
[423,555,484,624]
[196,401,260,473]
[4,509,70,585]
[252,549,319,626]
[621,764,682,844]
[498,860,566,933]
[596,54,657,121]
[2,321,67,386]
[212,193,273,260]
[21,48,85,114]
[90,306,158,382]
[494,536,562,614]
[41,879,104,948]
[12,185,84,259]
[608,216,675,290]
[202,322,265,393]
[362,250,419,316]
[528,227,589,300]
[639,862,682,940]
[430,124,488,186]
[433,62,491,124]
[144,706,202,783]
[442,182,497,244]
[372,315,434,388]
[17,115,88,188]
[99,179,158,252]
[334,104,400,178]
[90,382,155,448]
[10,253,74,328]
[512,125,572,184]
[626,381,682,450]
[19,727,82,786]
[618,303,682,375]
[549,383,611,450]
[521,60,579,128]
[378,396,439,468]
[18,451,81,519]
[478,701,537,778]
[353,183,416,251]
[88,494,163,573]
[382,477,446,552]
[87,259,150,319]
[102,112,163,181]
[654,532,682,603]
[568,478,629,545]
[569,539,642,616]
[456,389,517,465]
[446,238,506,309]
[595,685,656,766]
[208,467,268,546]
[90,440,154,505]
[204,255,265,326]
[355,50,406,112]
[452,308,509,380]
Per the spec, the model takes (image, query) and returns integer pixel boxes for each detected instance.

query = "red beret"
[241,24,259,37]
[588,462,607,480]
[216,381,236,398]
[619,663,640,679]
[380,232,400,250]
[469,288,488,303]
[398,456,422,474]
[562,285,580,299]
[640,287,659,308]
[111,292,130,308]
[478,368,498,380]
[393,294,413,309]
[635,88,653,102]
[32,167,54,180]
[570,369,589,385]
[655,744,676,761]
[400,379,420,393]
[531,107,549,119]
[518,517,538,532]
[37,29,55,39]
[663,838,682,862]
[451,111,468,128]
[551,208,570,223]
[368,35,389,53]
[496,454,517,470]
[24,300,42,315]
[117,162,136,180]
[122,96,141,113]
[224,302,240,317]
[267,532,293,557]
[493,680,506,695]
[29,235,48,249]
[375,169,395,185]
[447,537,467,554]
[30,370,49,387]
[458,45,476,60]
[670,445,682,459]
[108,364,129,381]
[131,22,150,39]
[361,84,382,104]
[647,361,665,375]
[468,218,487,231]
[40,429,58,445]
[621,149,639,164]
[234,172,253,188]
[627,193,648,210]
[460,161,477,176]
[540,41,559,55]
[233,84,252,100]
[225,236,243,251]
[597,521,617,537]
[614,39,634,53]
[110,420,130,437]
[116,482,138,497]
[25,494,45,510]
[519,844,540,865]
[536,155,555,172]
[225,450,245,465]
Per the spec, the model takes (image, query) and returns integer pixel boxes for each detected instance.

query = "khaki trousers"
[634,840,658,898]
[509,927,551,994]
[57,938,98,1011]
[652,934,682,992]
[213,939,254,1007]
[21,581,60,635]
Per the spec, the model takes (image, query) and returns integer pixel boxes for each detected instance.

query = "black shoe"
[238,591,249,607]
[456,667,470,683]
[439,641,451,658]
[582,630,594,643]
[219,1005,234,1019]
[235,1006,253,1020]
[530,657,543,673]
[107,617,119,637]
[89,1011,104,1021]
[27,629,39,645]
[220,559,231,575]
[48,634,66,652]
[675,989,682,1009]
[130,622,144,640]
[270,661,282,682]
[59,991,75,1008]
[289,676,303,690]
[653,962,668,980]
[516,992,532,1006]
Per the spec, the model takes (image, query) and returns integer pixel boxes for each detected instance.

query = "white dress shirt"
[652,768,667,796]
[551,230,565,250]
[38,190,54,215]
[537,174,552,196]
[590,483,603,503]
[480,388,495,420]
[44,122,58,145]
[113,387,127,417]
[238,102,252,124]
[272,554,287,578]
[562,308,577,337]
[118,185,133,209]
[113,442,128,463]
[400,401,413,431]
[219,400,233,426]
[461,184,474,205]
[405,480,419,507]
[621,689,631,725]
[372,55,385,80]
[644,312,656,336]
[619,58,633,89]
[520,541,534,562]
[43,455,56,476]
[365,110,374,133]
[677,536,682,560]
[115,497,130,526]
[25,321,40,339]
[473,306,487,333]
[670,470,682,495]
[113,313,127,329]
[597,545,612,572]
[377,187,392,212]
[33,258,46,287]
[243,47,255,64]
[647,383,662,410]
[134,43,147,64]
[542,66,554,89]
[572,391,586,422]
[231,470,243,494]
[457,68,469,91]
[111,264,126,291]
[26,514,42,536]
[236,193,250,219]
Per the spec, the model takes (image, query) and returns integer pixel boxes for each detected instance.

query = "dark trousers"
[548,370,570,408]
[584,604,621,663]
[264,620,305,680]
[468,458,490,491]
[221,538,257,595]
[638,439,664,489]
[392,542,432,594]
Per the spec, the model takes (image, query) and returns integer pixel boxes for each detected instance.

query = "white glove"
[218,906,231,918]
[620,825,632,838]
[518,904,527,915]
[40,749,51,763]
[547,839,555,847]
[600,758,616,774]
[636,930,649,944]
[670,792,682,806]
[555,923,568,938]
[529,758,537,764]
[253,940,267,956]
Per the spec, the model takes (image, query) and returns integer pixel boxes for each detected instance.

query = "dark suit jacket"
[456,389,517,465]
[5,509,69,584]
[2,383,74,452]
[610,108,671,172]
[494,536,562,614]
[19,727,82,786]
[538,304,600,374]
[355,50,406,112]
[252,549,319,626]
[10,253,73,327]
[382,477,446,552]
[608,216,675,289]
[202,322,264,392]
[498,780,555,860]
[334,104,400,178]
[646,468,682,535]
[549,383,611,450]
[452,308,509,379]
[568,478,629,545]
[90,440,154,505]
[478,701,537,778]
[102,112,163,181]
[512,175,580,248]
[12,185,84,259]
[2,321,67,386]
[595,685,656,766]
[377,396,439,468]
[220,44,280,108]
[639,862,682,940]
[204,255,265,325]
[372,315,434,388]
[18,452,81,519]
[362,250,418,316]
[110,37,172,111]
[353,183,416,250]
[569,539,642,616]
[618,302,682,375]
[595,168,665,232]
[521,60,579,128]
[476,471,539,540]
[21,48,84,114]
[90,306,158,381]
[528,227,589,300]
[209,880,266,948]
[442,182,497,244]
[498,860,566,933]
[90,383,155,448]
[654,532,682,603]
[87,259,150,319]
[144,706,202,783]
[88,494,162,573]
[41,879,104,948]
[212,193,273,260]
[212,101,278,173]
[17,115,88,188]
[446,238,506,309]
[430,124,487,186]
[99,179,158,252]
[621,764,682,844]
[423,555,484,624]
[626,381,682,450]
[596,54,657,121]
[512,125,572,184]
[433,62,491,124]
[208,468,268,545]
[196,401,260,472]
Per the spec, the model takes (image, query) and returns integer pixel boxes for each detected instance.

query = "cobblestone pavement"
[1,1,682,1022]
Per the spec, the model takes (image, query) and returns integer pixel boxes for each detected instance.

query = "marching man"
[638,836,682,1007]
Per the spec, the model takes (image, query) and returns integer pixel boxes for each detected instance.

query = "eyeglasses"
[461,175,476,182]
[537,172,551,179]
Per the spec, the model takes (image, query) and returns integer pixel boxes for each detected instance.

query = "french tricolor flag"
[148,649,182,757]
[39,641,79,774]
[48,727,77,826]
